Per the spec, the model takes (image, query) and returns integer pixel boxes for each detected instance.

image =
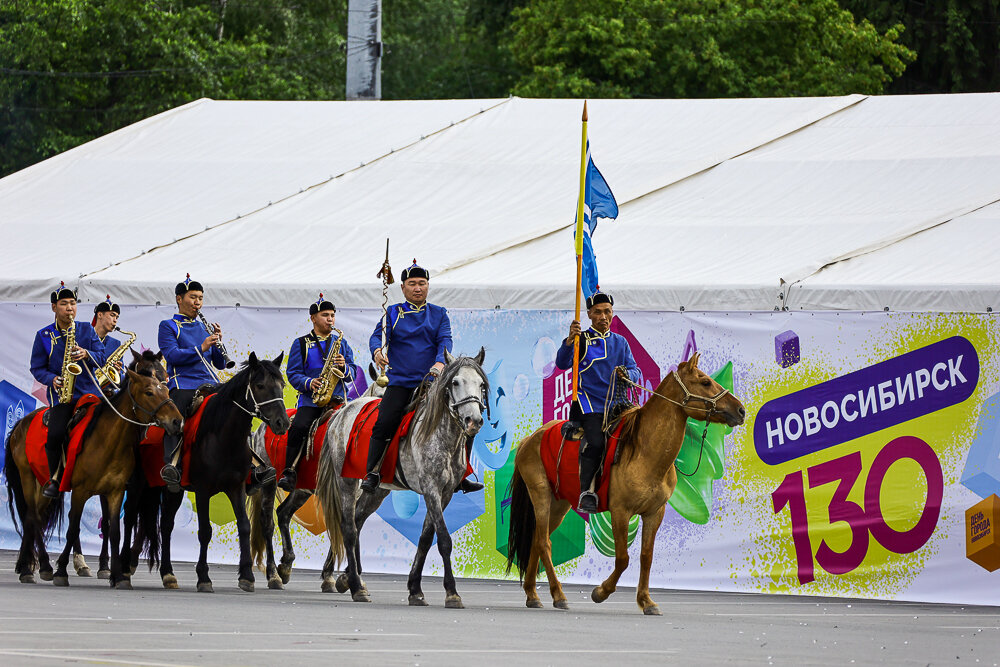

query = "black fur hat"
[50,281,77,304]
[309,292,336,316]
[400,259,429,282]
[586,291,614,310]
[175,273,204,296]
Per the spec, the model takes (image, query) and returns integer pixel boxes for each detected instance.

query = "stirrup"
[41,479,61,499]
[252,464,276,486]
[578,491,599,514]
[160,464,181,493]
[360,472,381,493]
[277,468,297,492]
[561,421,584,441]
[458,478,484,494]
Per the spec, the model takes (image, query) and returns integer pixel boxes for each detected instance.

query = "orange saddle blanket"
[262,406,340,490]
[25,394,101,491]
[138,394,217,488]
[540,420,624,514]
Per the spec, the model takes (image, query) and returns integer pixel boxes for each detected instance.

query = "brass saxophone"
[57,318,82,404]
[312,328,345,407]
[94,327,137,387]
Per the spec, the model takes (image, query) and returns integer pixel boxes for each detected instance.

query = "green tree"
[507,0,916,98]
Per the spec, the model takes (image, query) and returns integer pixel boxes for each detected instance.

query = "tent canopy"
[2,94,997,312]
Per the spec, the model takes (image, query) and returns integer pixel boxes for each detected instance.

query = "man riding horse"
[556,290,640,513]
[278,293,357,491]
[360,259,483,495]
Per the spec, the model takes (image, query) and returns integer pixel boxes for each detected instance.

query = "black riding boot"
[41,438,63,499]
[578,453,602,513]
[160,433,182,493]
[361,437,390,493]
[457,436,484,493]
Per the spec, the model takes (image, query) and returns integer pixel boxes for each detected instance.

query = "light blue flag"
[576,141,619,298]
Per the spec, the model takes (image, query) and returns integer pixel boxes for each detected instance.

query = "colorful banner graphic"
[0,303,997,605]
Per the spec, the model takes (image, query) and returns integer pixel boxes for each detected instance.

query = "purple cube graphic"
[775,330,800,368]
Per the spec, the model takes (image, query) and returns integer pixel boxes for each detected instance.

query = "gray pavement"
[0,550,997,666]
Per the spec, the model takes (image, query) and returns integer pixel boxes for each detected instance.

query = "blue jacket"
[369,301,452,388]
[158,314,227,390]
[555,327,641,414]
[30,321,108,405]
[97,333,122,362]
[286,332,358,408]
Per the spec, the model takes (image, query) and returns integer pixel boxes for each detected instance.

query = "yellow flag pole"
[571,101,589,405]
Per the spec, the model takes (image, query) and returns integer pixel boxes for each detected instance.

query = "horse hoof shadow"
[277,564,292,585]
[320,578,336,593]
[115,580,133,591]
[19,573,36,584]
[643,604,662,616]
[553,600,570,610]
[408,594,428,607]
[525,599,543,609]
[352,590,371,603]
[197,582,214,593]
[53,575,69,587]
[162,574,179,590]
[39,570,54,582]
[238,579,254,593]
[267,577,284,590]
[97,569,112,580]
[335,573,350,593]
[445,595,464,609]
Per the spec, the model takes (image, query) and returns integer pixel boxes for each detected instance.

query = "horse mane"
[614,403,644,464]
[410,356,488,447]
[198,357,284,432]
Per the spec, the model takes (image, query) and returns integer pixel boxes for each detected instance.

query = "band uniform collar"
[587,326,611,339]
[404,300,427,312]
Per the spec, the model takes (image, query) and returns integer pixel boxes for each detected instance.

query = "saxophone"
[94,327,137,387]
[312,328,345,407]
[57,318,82,404]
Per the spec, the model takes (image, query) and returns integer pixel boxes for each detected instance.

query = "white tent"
[2,94,998,312]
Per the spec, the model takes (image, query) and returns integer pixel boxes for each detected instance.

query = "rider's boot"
[361,437,390,493]
[457,435,484,493]
[160,433,182,493]
[577,455,601,514]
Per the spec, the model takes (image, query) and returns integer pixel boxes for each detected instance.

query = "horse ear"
[248,351,259,366]
[130,349,141,364]
[125,367,141,382]
[474,346,485,366]
[690,351,700,369]
[273,351,284,367]
[156,351,164,361]
[444,349,455,365]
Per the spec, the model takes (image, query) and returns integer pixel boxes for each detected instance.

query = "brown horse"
[5,351,183,588]
[505,352,745,614]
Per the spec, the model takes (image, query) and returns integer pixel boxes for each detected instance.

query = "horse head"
[441,347,488,437]
[672,352,745,428]
[124,367,183,437]
[245,351,290,435]
[129,348,168,383]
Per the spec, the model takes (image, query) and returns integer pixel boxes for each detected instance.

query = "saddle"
[261,405,342,490]
[137,393,217,488]
[540,419,626,514]
[25,395,102,490]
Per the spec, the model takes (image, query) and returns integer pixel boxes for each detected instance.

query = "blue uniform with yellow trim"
[369,301,452,388]
[286,332,357,408]
[555,327,640,414]
[157,314,226,390]
[97,333,122,362]
[30,321,107,405]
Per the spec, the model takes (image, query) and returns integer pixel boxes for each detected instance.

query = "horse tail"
[135,486,161,571]
[505,465,536,580]
[247,487,266,571]
[4,439,25,538]
[315,442,346,568]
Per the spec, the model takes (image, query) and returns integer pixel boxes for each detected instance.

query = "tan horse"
[505,352,745,614]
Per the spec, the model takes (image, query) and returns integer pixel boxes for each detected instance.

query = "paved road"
[0,550,997,666]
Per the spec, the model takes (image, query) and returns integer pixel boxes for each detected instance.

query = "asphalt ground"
[0,550,997,667]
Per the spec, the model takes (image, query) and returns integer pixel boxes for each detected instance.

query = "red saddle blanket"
[138,394,217,488]
[540,420,625,514]
[24,394,101,490]
[262,406,340,490]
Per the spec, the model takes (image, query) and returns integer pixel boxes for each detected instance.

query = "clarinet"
[197,311,237,369]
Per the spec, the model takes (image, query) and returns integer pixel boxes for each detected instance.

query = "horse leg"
[519,481,554,609]
[15,472,41,583]
[276,491,309,585]
[592,507,633,604]
[54,493,88,586]
[225,487,255,592]
[105,490,130,590]
[119,487,140,576]
[635,505,666,615]
[406,515,436,606]
[260,485,280,588]
[347,490,384,593]
[425,491,463,609]
[539,501,572,610]
[194,491,214,592]
[159,489,183,589]
[34,528,54,581]
[96,495,112,578]
[338,484,368,602]
[73,536,91,577]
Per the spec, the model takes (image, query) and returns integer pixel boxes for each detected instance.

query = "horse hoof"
[19,574,36,584]
[76,566,92,577]
[115,580,133,591]
[277,564,292,585]
[591,587,607,603]
[643,604,662,616]
[526,599,543,609]
[320,579,335,593]
[238,579,255,593]
[553,600,570,610]
[128,565,137,576]
[73,554,90,576]
[352,590,371,603]
[197,582,214,593]
[97,569,111,580]
[335,573,350,593]
[39,570,54,582]
[268,577,284,590]
[53,576,69,587]
[445,595,464,609]
[162,574,179,590]
[408,594,428,607]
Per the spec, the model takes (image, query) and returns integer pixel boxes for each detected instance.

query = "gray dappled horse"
[315,348,487,608]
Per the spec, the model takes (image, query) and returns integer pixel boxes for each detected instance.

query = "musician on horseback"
[278,293,357,491]
[556,290,640,513]
[92,295,122,396]
[30,282,108,498]
[360,259,483,495]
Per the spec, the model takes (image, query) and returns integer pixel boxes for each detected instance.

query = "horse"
[505,352,746,614]
[247,365,384,590]
[139,352,290,592]
[315,348,488,608]
[5,351,184,589]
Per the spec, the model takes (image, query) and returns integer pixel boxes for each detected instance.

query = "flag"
[576,141,619,298]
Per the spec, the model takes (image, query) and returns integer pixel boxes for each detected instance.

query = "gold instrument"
[375,238,393,388]
[57,318,82,404]
[312,328,345,407]
[94,327,137,387]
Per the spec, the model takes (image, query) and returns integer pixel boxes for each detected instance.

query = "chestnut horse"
[505,352,745,614]
[5,351,183,588]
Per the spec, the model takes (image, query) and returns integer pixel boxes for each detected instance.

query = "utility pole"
[346,0,382,100]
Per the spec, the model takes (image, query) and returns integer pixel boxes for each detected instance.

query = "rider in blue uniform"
[278,293,357,491]
[555,290,640,513]
[361,259,483,494]
[92,295,122,397]
[30,282,107,498]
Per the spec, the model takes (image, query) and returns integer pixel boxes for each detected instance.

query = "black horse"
[138,352,289,592]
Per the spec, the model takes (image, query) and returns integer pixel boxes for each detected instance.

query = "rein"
[231,370,285,421]
[84,363,175,428]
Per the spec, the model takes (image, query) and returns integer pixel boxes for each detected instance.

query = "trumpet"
[197,311,236,369]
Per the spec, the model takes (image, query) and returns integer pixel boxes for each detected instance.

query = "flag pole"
[571,101,588,406]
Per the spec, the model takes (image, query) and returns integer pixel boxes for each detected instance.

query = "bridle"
[445,373,489,436]
[84,363,177,428]
[232,367,286,423]
[624,370,730,419]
